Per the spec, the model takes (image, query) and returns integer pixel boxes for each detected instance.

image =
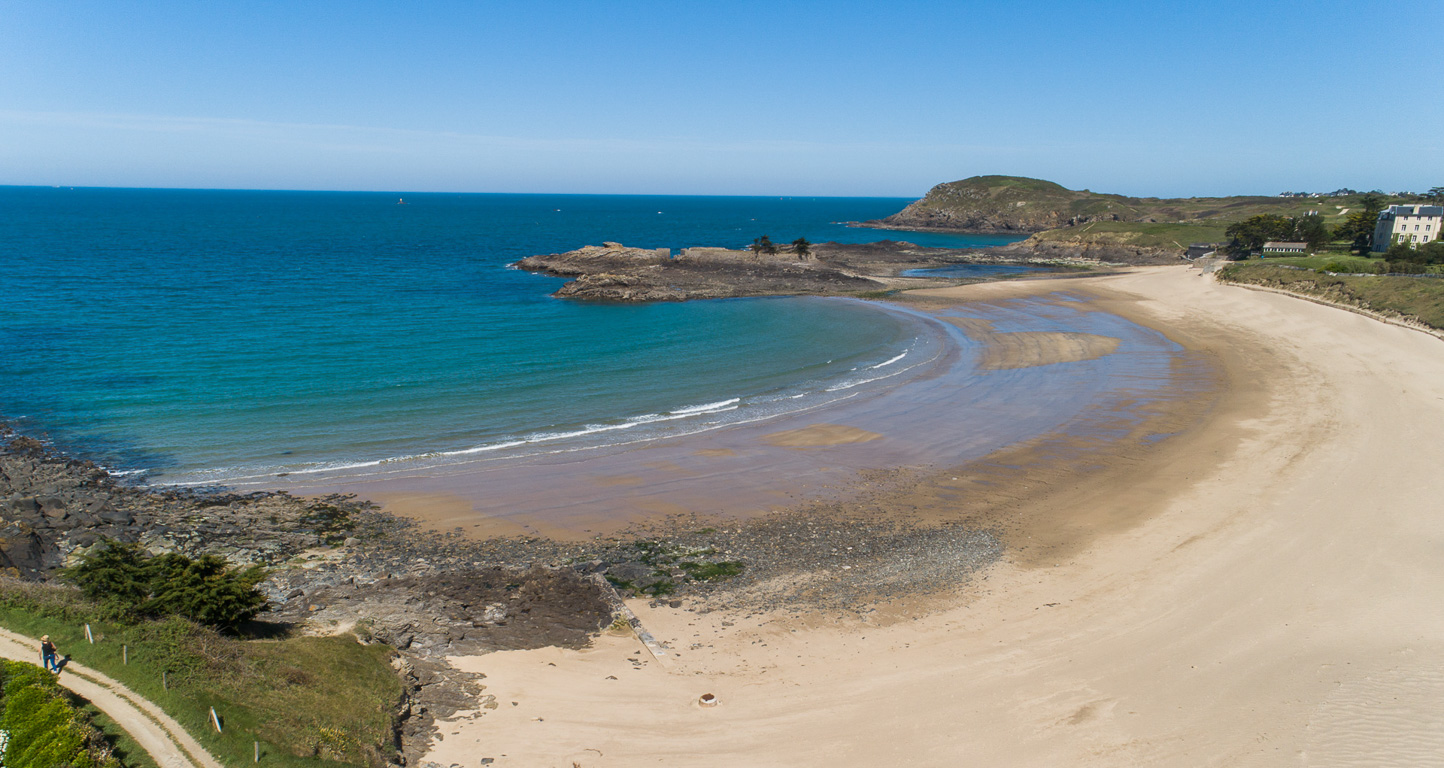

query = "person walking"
[40,635,60,673]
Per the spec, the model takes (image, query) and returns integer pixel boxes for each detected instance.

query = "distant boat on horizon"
[397,198,407,205]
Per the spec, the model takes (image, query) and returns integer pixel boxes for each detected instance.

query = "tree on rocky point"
[751,235,776,257]
[792,238,811,260]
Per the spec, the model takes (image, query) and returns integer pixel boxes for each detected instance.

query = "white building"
[1374,204,1443,249]
[1262,241,1308,255]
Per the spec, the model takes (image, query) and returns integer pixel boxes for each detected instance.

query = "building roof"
[1263,242,1307,248]
[1380,205,1444,218]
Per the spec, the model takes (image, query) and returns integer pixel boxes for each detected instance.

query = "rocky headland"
[513,239,1107,301]
[856,174,1376,262]
[859,175,1172,234]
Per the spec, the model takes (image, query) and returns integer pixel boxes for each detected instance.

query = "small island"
[514,239,1116,302]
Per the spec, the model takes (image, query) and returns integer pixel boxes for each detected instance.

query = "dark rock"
[605,561,653,585]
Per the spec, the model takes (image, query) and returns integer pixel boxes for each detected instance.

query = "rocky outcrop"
[514,241,883,301]
[512,240,1093,301]
[0,426,616,763]
[516,241,886,301]
[0,430,393,578]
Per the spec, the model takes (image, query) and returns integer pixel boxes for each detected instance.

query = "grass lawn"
[1257,253,1381,271]
[1033,221,1230,250]
[0,579,403,768]
[1217,263,1444,329]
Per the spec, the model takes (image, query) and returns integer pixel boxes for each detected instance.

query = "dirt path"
[0,626,224,768]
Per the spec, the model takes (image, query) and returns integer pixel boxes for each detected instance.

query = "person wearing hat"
[40,635,60,673]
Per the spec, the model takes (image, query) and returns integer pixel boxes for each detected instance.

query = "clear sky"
[1,1,1439,198]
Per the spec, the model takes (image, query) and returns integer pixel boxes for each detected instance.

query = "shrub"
[0,660,117,768]
[65,542,268,632]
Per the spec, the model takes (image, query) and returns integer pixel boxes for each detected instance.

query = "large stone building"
[1374,204,1443,249]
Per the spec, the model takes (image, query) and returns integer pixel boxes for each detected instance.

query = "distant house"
[1261,242,1308,255]
[1374,204,1444,249]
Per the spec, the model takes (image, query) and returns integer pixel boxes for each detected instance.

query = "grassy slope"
[1031,221,1231,250]
[1217,262,1444,329]
[0,582,403,768]
[1257,253,1380,271]
[901,176,1411,251]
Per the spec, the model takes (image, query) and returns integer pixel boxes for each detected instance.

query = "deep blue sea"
[0,187,1023,485]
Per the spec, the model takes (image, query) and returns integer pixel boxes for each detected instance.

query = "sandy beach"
[417,265,1444,767]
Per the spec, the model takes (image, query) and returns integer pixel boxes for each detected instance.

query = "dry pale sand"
[423,266,1444,767]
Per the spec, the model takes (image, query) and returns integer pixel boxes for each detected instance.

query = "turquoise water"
[0,187,1020,484]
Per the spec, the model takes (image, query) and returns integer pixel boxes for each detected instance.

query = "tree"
[1426,187,1444,201]
[1392,238,1444,266]
[1383,237,1420,263]
[750,235,777,258]
[1224,214,1295,258]
[791,237,811,260]
[62,541,152,609]
[1333,193,1386,254]
[1420,239,1444,264]
[65,542,268,631]
[1292,213,1330,251]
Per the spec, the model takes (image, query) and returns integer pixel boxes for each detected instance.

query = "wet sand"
[292,287,1208,540]
[421,265,1444,766]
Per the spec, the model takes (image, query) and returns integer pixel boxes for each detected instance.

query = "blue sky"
[1,1,1439,197]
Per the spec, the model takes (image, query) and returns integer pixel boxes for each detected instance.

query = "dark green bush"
[65,543,267,632]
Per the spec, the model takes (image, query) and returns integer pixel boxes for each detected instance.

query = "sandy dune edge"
[423,266,1444,767]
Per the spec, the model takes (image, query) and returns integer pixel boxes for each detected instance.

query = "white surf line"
[0,625,223,768]
[589,573,675,671]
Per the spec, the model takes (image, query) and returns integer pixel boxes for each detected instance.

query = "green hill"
[864,176,1379,251]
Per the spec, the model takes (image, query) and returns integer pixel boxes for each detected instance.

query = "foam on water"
[0,187,1011,486]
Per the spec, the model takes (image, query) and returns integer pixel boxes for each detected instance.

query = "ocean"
[0,186,1023,485]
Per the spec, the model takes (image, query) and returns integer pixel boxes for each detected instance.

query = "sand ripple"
[1304,658,1444,767]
